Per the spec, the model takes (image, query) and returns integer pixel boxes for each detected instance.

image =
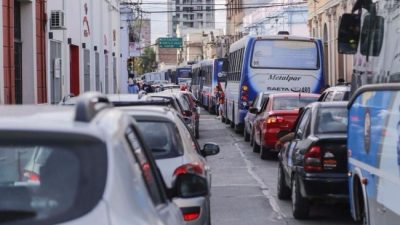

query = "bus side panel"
[348,90,400,224]
[236,38,257,127]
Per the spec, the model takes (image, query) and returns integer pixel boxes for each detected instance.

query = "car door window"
[252,95,260,109]
[260,97,270,112]
[296,109,311,139]
[333,91,345,101]
[324,92,334,101]
[125,126,166,206]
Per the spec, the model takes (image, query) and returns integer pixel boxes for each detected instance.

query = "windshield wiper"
[0,210,36,223]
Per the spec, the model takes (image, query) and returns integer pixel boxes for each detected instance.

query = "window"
[206,6,211,11]
[316,107,348,134]
[272,97,318,110]
[137,122,184,159]
[251,40,319,69]
[333,91,346,101]
[126,128,164,205]
[0,135,107,224]
[296,109,311,139]
[325,91,334,101]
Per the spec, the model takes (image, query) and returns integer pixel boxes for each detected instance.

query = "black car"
[277,102,348,219]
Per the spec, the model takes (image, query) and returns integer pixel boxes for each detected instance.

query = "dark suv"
[0,93,208,225]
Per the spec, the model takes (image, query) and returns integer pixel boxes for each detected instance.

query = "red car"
[250,93,320,159]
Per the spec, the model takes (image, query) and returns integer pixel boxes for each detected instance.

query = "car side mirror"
[249,107,259,114]
[202,143,220,157]
[338,13,361,54]
[295,130,303,139]
[171,173,209,198]
[182,117,192,125]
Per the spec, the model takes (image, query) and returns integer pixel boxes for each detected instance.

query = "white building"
[177,27,224,63]
[243,0,308,36]
[47,0,121,104]
[168,0,215,36]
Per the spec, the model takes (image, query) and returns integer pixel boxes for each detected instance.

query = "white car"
[0,93,209,225]
[119,105,220,225]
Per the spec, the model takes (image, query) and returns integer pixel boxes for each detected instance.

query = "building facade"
[47,0,121,104]
[243,0,308,36]
[168,0,215,36]
[308,0,356,86]
[1,0,47,104]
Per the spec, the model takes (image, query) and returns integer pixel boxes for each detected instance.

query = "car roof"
[323,85,351,92]
[307,101,348,109]
[119,105,179,123]
[269,92,320,98]
[107,94,140,102]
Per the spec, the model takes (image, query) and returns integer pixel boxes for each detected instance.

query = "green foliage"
[134,47,157,76]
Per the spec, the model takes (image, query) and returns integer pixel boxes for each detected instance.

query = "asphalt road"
[197,112,356,225]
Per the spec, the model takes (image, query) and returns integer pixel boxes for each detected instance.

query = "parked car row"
[0,92,218,225]
[222,85,351,220]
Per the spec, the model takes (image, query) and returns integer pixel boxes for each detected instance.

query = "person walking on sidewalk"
[216,85,225,119]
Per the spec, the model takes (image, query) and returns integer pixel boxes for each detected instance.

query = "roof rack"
[75,92,112,122]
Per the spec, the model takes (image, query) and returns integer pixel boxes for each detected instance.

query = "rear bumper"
[299,173,348,202]
[262,128,280,150]
[174,196,209,225]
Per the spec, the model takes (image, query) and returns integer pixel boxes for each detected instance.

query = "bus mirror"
[338,14,361,54]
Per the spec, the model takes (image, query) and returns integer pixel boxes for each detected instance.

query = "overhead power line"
[139,2,307,13]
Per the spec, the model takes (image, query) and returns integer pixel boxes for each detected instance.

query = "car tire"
[244,127,250,142]
[292,175,310,220]
[277,165,291,200]
[195,126,199,139]
[252,134,260,153]
[260,146,270,160]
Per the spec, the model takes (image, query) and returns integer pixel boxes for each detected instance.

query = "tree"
[134,47,157,76]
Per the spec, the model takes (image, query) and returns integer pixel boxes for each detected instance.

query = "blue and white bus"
[339,0,400,224]
[191,59,226,113]
[224,35,325,131]
[171,65,192,85]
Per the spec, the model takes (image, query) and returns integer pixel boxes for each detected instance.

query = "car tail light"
[266,116,284,124]
[181,207,201,221]
[173,162,205,177]
[304,145,322,172]
[183,212,200,221]
[24,171,40,182]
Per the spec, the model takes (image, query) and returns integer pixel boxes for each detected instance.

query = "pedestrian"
[128,78,139,94]
[216,86,225,119]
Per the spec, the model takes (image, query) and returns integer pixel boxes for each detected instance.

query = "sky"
[141,0,226,44]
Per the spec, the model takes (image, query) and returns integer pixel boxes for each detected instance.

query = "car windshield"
[316,107,348,134]
[137,121,184,159]
[272,97,318,110]
[0,134,107,224]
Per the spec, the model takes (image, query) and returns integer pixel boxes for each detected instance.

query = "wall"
[308,0,355,86]
[2,0,14,104]
[47,0,121,103]
[0,0,3,103]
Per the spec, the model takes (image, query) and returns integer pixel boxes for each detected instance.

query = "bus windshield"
[251,40,319,70]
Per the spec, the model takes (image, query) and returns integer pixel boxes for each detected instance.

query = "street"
[198,111,356,225]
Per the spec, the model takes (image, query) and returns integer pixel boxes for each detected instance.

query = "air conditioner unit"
[50,10,65,30]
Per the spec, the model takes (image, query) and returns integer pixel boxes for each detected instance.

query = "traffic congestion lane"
[197,112,356,225]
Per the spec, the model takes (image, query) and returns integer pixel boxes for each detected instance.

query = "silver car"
[0,93,209,225]
[119,105,219,225]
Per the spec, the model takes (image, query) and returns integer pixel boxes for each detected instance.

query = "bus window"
[251,40,319,70]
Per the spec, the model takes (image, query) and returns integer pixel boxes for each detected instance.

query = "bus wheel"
[354,179,368,225]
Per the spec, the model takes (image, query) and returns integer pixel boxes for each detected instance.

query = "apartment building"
[168,0,215,36]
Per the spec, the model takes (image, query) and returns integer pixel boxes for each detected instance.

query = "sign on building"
[129,42,141,57]
[159,37,183,48]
